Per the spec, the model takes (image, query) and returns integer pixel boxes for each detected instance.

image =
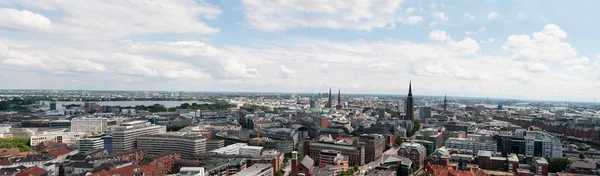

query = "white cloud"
[432,12,449,21]
[480,38,495,44]
[464,13,476,20]
[525,62,550,73]
[429,30,449,41]
[449,38,480,55]
[517,12,526,19]
[428,22,438,27]
[406,7,415,14]
[9,0,221,39]
[506,69,531,83]
[240,0,405,31]
[564,65,591,72]
[488,12,500,20]
[278,65,295,78]
[0,8,52,31]
[399,16,423,25]
[502,24,576,62]
[465,27,486,35]
[562,57,589,66]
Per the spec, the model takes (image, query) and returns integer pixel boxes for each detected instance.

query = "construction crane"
[252,129,265,145]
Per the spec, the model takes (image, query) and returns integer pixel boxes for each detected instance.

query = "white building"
[525,136,535,156]
[525,131,563,159]
[209,143,248,155]
[179,167,205,176]
[111,121,166,153]
[137,133,207,158]
[76,138,104,154]
[231,164,272,176]
[239,146,263,156]
[30,131,85,146]
[71,118,108,133]
[444,137,497,154]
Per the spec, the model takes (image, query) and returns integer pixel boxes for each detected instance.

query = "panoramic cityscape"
[1,0,600,176]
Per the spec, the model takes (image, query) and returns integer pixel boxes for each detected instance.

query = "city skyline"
[1,0,599,102]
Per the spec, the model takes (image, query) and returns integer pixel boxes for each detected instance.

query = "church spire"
[326,87,332,108]
[408,81,412,96]
[337,89,341,105]
[443,94,447,112]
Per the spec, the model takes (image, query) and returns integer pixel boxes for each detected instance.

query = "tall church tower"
[443,94,448,113]
[405,81,414,121]
[326,87,332,108]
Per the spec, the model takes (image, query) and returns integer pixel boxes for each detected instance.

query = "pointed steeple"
[443,94,447,112]
[326,87,332,108]
[408,81,412,96]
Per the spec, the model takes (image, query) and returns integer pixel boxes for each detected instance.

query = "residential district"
[0,85,599,176]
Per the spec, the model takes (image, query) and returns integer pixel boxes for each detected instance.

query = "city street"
[283,158,292,176]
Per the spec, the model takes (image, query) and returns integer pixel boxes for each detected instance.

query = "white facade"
[525,136,535,156]
[239,146,263,156]
[443,137,497,154]
[76,138,104,154]
[137,133,207,158]
[179,167,205,176]
[111,121,166,153]
[71,118,108,133]
[209,143,248,155]
[30,132,85,146]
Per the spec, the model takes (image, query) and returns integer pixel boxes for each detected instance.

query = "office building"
[50,120,71,128]
[444,137,497,154]
[304,135,365,166]
[209,143,248,155]
[111,121,166,153]
[318,150,348,168]
[397,142,426,168]
[239,146,263,156]
[232,164,272,176]
[206,140,224,151]
[50,102,57,110]
[419,107,432,120]
[533,157,549,176]
[71,118,108,133]
[359,134,385,163]
[76,138,104,154]
[137,133,207,158]
[30,131,85,146]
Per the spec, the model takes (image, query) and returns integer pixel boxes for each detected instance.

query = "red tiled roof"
[48,147,71,157]
[89,164,144,176]
[16,166,49,176]
[0,148,21,156]
[0,159,12,166]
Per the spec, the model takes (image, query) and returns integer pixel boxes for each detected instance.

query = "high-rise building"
[111,121,166,154]
[71,118,108,133]
[405,82,414,121]
[137,133,207,158]
[359,134,385,163]
[49,102,57,110]
[76,138,104,154]
[419,107,432,120]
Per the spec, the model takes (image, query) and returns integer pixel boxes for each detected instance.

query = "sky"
[0,0,599,102]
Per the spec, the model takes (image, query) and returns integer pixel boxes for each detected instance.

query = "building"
[50,120,71,128]
[239,146,263,156]
[206,140,224,151]
[50,102,57,110]
[71,118,108,133]
[209,143,248,155]
[419,107,432,120]
[405,82,414,121]
[291,151,315,176]
[378,155,412,175]
[111,121,166,153]
[232,163,273,176]
[179,167,205,176]
[318,150,348,168]
[30,131,85,146]
[359,134,385,163]
[304,135,365,166]
[76,138,104,154]
[444,137,497,154]
[523,131,563,159]
[397,142,426,169]
[137,133,207,158]
[533,157,549,176]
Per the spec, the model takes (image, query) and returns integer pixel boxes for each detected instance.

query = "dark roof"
[11,154,56,163]
[65,162,94,168]
[300,155,314,169]
[69,153,90,161]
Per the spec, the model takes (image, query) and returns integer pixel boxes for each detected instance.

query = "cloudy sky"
[0,0,599,102]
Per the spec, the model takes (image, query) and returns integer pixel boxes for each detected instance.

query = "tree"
[395,137,403,146]
[549,158,570,173]
[579,153,585,159]
[0,137,32,152]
